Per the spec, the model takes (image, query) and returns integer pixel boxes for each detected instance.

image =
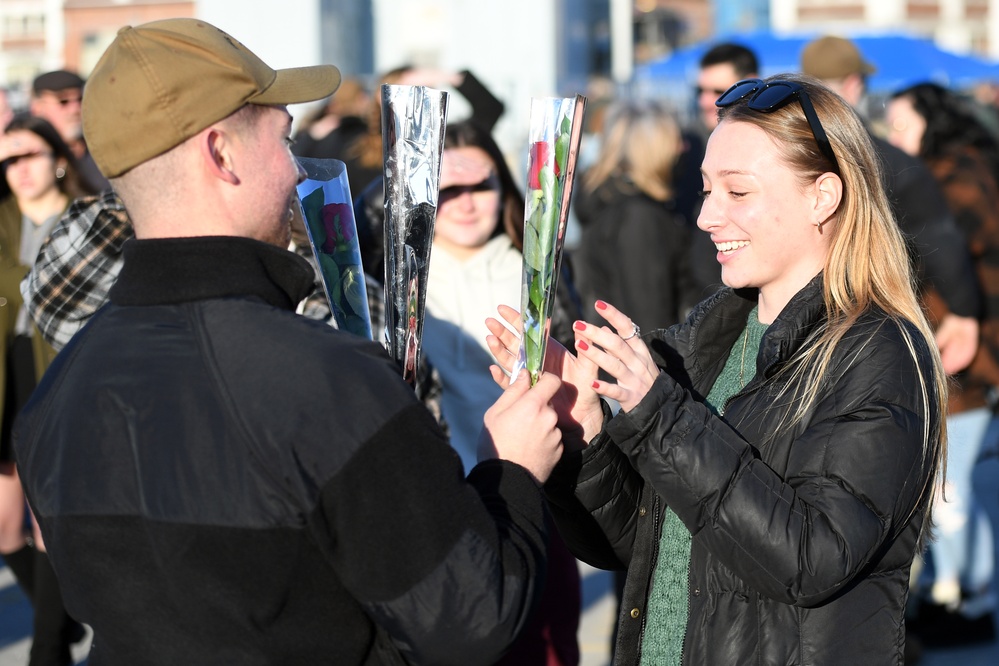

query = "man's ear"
[814,171,842,226]
[199,126,239,185]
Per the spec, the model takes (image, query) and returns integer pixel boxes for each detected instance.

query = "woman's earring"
[55,166,66,180]
[815,219,824,231]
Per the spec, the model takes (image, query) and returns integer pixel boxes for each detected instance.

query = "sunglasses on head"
[715,78,839,171]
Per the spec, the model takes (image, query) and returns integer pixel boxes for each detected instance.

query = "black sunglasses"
[715,78,839,171]
[438,175,501,204]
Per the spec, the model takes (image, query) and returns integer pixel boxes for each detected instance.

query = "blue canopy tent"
[632,31,999,117]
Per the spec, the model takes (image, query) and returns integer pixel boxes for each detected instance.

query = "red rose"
[321,202,354,252]
[528,141,549,190]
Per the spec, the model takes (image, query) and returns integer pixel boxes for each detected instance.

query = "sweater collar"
[109,236,316,311]
[687,275,826,385]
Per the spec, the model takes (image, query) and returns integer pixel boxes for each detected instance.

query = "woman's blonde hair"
[719,73,947,541]
[582,99,681,201]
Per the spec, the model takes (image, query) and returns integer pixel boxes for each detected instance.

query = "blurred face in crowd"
[30,88,83,144]
[884,96,926,158]
[698,119,831,312]
[697,63,742,131]
[3,129,63,204]
[434,146,502,260]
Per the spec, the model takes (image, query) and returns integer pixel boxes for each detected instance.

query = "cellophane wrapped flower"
[512,95,586,385]
[297,157,372,339]
[381,84,450,385]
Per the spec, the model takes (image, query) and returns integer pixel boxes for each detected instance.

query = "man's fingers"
[494,370,531,409]
[530,372,562,404]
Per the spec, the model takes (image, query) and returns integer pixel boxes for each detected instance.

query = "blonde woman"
[487,74,947,664]
[575,100,697,333]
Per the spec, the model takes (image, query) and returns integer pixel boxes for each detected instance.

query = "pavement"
[2,559,997,666]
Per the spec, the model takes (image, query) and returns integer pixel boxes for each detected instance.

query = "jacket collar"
[687,275,826,389]
[756,276,826,374]
[109,236,316,311]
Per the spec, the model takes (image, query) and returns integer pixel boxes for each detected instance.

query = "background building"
[4,1,999,172]
[773,0,999,58]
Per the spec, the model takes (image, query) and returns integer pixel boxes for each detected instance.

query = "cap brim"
[253,64,342,106]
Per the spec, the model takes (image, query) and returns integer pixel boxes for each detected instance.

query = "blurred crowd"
[2,20,999,666]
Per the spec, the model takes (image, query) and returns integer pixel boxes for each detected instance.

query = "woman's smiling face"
[697,119,833,315]
[433,146,502,259]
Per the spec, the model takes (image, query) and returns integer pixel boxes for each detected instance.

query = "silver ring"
[621,322,640,341]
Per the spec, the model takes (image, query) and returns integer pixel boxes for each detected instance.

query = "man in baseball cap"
[799,35,876,83]
[15,18,563,665]
[30,68,109,191]
[30,70,86,146]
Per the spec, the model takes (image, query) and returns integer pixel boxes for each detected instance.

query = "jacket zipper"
[721,356,780,415]
[636,494,661,656]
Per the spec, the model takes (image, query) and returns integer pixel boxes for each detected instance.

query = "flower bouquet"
[512,95,586,385]
[296,156,372,339]
[381,84,450,385]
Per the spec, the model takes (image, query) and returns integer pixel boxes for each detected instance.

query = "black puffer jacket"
[546,277,940,665]
[17,237,549,666]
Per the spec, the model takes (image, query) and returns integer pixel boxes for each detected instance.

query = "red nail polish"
[595,300,608,311]
[574,321,586,331]
[592,381,600,389]
[578,340,589,351]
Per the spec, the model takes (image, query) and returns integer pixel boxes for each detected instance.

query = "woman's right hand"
[438,149,492,191]
[485,304,604,450]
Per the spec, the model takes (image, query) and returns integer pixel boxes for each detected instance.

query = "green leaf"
[539,165,557,207]
[524,217,545,272]
[319,254,342,299]
[344,314,370,337]
[555,132,570,176]
[529,270,545,312]
[341,265,367,316]
[560,112,572,136]
[333,247,361,267]
[526,335,542,384]
[301,188,327,247]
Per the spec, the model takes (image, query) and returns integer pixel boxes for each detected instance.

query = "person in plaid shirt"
[24,189,391,349]
[20,188,446,424]
[19,189,128,350]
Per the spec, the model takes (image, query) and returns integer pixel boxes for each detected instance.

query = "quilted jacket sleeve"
[606,319,935,606]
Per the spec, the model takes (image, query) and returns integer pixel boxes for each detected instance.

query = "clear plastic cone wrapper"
[381,84,450,384]
[296,156,373,339]
[512,95,586,385]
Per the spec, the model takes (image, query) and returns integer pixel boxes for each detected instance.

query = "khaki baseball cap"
[82,18,341,178]
[800,35,877,81]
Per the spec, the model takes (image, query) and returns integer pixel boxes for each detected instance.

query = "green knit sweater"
[639,307,767,665]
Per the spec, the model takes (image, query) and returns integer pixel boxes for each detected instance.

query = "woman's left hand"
[575,300,661,413]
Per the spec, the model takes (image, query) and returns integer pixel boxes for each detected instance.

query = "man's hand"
[485,305,604,450]
[478,371,563,485]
